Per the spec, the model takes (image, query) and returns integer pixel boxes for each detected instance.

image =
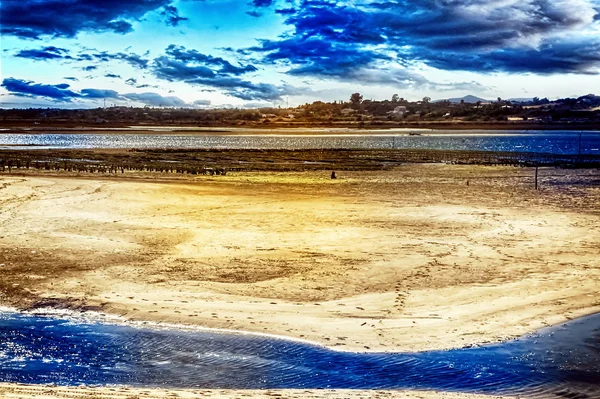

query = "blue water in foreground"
[0,130,600,154]
[1,311,599,398]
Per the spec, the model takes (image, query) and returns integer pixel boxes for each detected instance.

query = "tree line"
[1,93,599,125]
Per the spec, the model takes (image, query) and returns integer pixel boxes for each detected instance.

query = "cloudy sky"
[2,0,600,108]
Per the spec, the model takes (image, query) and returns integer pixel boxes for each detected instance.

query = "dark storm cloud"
[85,51,150,69]
[1,78,80,101]
[250,37,390,77]
[275,8,296,14]
[251,0,274,7]
[409,39,600,74]
[15,46,71,61]
[248,0,600,76]
[153,56,217,80]
[125,78,159,89]
[161,5,188,26]
[14,45,150,70]
[306,0,594,48]
[163,45,258,76]
[1,77,197,107]
[80,88,121,99]
[1,0,178,39]
[81,89,193,107]
[105,20,134,34]
[152,63,296,101]
[187,76,303,101]
[246,3,390,79]
[366,0,596,50]
[149,45,300,100]
[220,63,259,75]
[284,4,385,45]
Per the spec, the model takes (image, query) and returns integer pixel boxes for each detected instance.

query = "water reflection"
[0,311,599,398]
[0,131,599,154]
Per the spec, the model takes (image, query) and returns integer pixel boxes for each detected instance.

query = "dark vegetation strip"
[1,149,600,175]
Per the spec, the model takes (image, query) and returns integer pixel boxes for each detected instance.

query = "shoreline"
[0,384,514,399]
[1,305,332,351]
[3,304,600,354]
[2,305,598,397]
[1,125,600,136]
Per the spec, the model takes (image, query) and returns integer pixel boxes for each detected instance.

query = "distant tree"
[422,96,431,104]
[392,94,400,103]
[350,93,363,108]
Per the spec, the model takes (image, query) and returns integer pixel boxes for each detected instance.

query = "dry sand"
[1,165,599,354]
[2,165,599,399]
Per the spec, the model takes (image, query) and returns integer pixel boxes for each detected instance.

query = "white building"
[388,106,408,118]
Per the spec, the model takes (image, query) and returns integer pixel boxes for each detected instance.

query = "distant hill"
[578,94,600,106]
[435,95,490,104]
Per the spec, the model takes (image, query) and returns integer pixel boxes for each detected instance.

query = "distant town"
[2,93,600,130]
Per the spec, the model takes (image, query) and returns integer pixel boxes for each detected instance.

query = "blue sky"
[2,0,600,108]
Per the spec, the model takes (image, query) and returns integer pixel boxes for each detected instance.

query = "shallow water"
[0,131,599,154]
[0,311,599,398]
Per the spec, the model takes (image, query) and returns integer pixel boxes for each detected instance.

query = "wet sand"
[0,165,599,353]
[0,384,512,399]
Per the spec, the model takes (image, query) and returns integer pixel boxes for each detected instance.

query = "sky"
[2,0,600,109]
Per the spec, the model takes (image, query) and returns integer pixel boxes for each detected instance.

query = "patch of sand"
[0,165,599,352]
[0,384,513,399]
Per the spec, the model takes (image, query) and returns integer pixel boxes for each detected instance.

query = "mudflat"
[0,165,599,353]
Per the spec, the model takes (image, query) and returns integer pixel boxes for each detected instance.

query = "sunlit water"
[0,310,599,398]
[0,131,599,154]
[1,130,600,396]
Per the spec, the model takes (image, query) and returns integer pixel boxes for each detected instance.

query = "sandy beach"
[0,164,599,399]
[0,165,599,354]
[0,384,513,399]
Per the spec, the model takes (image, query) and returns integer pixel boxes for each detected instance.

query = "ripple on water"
[0,311,599,397]
[0,131,599,154]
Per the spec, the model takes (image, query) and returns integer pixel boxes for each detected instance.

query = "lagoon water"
[0,310,599,398]
[1,130,600,397]
[0,130,600,154]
